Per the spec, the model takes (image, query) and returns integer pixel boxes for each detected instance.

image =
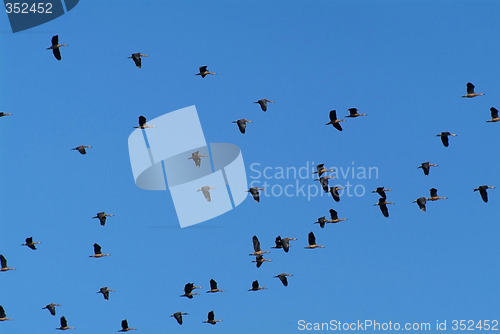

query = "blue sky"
[1,0,500,332]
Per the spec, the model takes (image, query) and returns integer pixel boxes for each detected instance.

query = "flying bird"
[413,197,427,212]
[0,255,15,272]
[57,316,74,330]
[436,132,457,147]
[134,115,156,129]
[171,312,188,325]
[196,66,216,78]
[189,151,208,167]
[329,186,344,202]
[374,198,394,218]
[233,119,252,133]
[247,187,265,202]
[313,163,334,177]
[249,235,269,256]
[203,311,222,325]
[0,112,12,117]
[197,186,215,202]
[427,188,447,201]
[248,280,266,291]
[0,306,12,321]
[315,175,335,192]
[47,35,67,60]
[128,53,148,68]
[345,108,367,118]
[315,216,329,228]
[280,237,297,253]
[254,99,274,111]
[97,287,114,300]
[72,145,91,155]
[326,110,345,131]
[474,185,495,203]
[89,243,110,258]
[181,283,200,299]
[21,237,41,250]
[272,236,283,250]
[119,319,137,332]
[328,209,347,223]
[206,279,224,293]
[305,231,324,249]
[418,162,438,176]
[42,303,61,316]
[372,187,391,199]
[274,273,293,287]
[487,107,500,122]
[253,254,271,268]
[92,212,114,226]
[462,82,484,98]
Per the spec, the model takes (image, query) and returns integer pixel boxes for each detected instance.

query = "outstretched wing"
[308,232,316,245]
[210,279,217,290]
[51,35,59,46]
[329,110,338,122]
[207,310,215,321]
[491,107,499,119]
[52,48,62,60]
[466,82,475,94]
[138,116,147,127]
[329,209,339,220]
[252,235,261,252]
[93,243,102,255]
[61,316,68,327]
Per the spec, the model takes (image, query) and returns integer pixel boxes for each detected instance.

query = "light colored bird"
[206,279,224,293]
[197,186,215,202]
[253,254,271,268]
[171,312,188,325]
[436,132,457,147]
[128,53,148,68]
[196,66,216,78]
[42,303,61,316]
[345,108,367,118]
[413,197,427,212]
[462,82,484,98]
[427,188,447,201]
[89,243,110,258]
[93,212,114,226]
[0,306,12,321]
[189,151,208,167]
[254,99,274,111]
[374,198,394,217]
[119,319,137,332]
[305,231,324,249]
[249,235,269,256]
[233,119,252,134]
[372,187,391,199]
[97,287,115,300]
[203,311,222,325]
[248,280,267,291]
[21,236,41,250]
[474,185,495,203]
[72,145,91,155]
[274,273,293,286]
[326,110,345,131]
[418,162,438,176]
[56,316,74,330]
[247,187,265,202]
[180,283,199,299]
[487,107,500,122]
[47,35,67,60]
[134,115,156,129]
[329,186,344,202]
[0,112,12,117]
[0,255,15,272]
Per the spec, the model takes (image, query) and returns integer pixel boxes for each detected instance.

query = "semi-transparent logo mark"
[4,0,79,33]
[128,106,248,228]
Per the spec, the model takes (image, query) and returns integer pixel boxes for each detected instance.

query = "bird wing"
[48,304,56,316]
[491,107,499,119]
[466,82,475,94]
[174,312,182,324]
[199,66,207,73]
[308,232,316,245]
[430,188,438,197]
[380,205,389,217]
[329,110,338,121]
[121,320,128,330]
[208,311,215,321]
[480,188,489,202]
[237,121,246,133]
[184,283,194,294]
[440,135,449,147]
[422,162,430,175]
[93,243,101,255]
[193,156,201,167]
[0,306,5,318]
[333,122,343,131]
[329,209,339,220]
[348,108,357,116]
[210,279,217,290]
[52,48,62,60]
[1,255,7,268]
[252,235,261,252]
[26,237,33,244]
[282,238,290,252]
[252,280,259,289]
[258,100,267,111]
[280,275,288,286]
[51,35,58,45]
[138,116,147,127]
[61,316,68,327]
[132,54,142,68]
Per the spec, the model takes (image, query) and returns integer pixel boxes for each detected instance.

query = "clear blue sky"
[1,0,500,332]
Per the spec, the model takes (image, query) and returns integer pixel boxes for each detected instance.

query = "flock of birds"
[0,33,497,331]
